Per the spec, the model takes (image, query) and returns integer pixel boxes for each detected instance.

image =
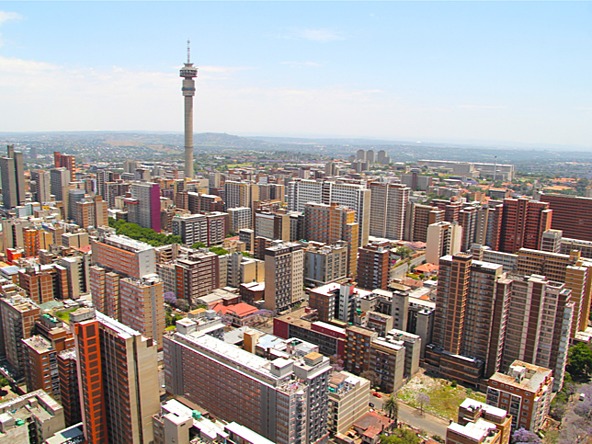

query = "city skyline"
[0,2,591,148]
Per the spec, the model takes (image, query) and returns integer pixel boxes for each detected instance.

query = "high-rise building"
[0,294,40,378]
[164,329,331,444]
[499,198,552,253]
[303,202,359,278]
[68,188,86,221]
[405,202,444,243]
[175,252,220,304]
[264,241,304,312]
[516,248,592,335]
[288,179,370,246]
[227,206,252,233]
[356,241,390,291]
[327,371,370,436]
[75,195,108,229]
[368,182,410,240]
[425,221,463,264]
[304,242,349,287]
[30,170,51,203]
[71,308,159,444]
[180,41,198,179]
[0,144,25,208]
[128,182,162,232]
[172,213,208,246]
[540,193,592,242]
[50,167,71,207]
[255,210,291,241]
[224,181,259,209]
[57,348,81,426]
[54,151,76,181]
[427,253,511,383]
[502,275,573,391]
[91,233,156,279]
[120,275,165,348]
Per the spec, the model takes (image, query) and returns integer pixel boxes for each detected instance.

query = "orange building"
[71,308,159,443]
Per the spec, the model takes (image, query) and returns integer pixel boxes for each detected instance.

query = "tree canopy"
[108,218,181,247]
[566,342,592,381]
[380,429,420,444]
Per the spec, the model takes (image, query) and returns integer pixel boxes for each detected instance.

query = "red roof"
[212,302,258,318]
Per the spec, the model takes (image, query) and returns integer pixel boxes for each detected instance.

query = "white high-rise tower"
[180,41,198,179]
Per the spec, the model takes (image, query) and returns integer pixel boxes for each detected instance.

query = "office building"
[128,182,162,232]
[487,361,553,433]
[288,179,370,246]
[255,210,290,241]
[516,248,592,334]
[425,221,463,264]
[427,254,511,384]
[0,145,25,209]
[119,275,165,348]
[540,193,592,242]
[175,252,220,305]
[224,181,259,209]
[50,167,71,210]
[357,241,390,291]
[368,182,409,240]
[54,151,76,180]
[304,242,349,287]
[71,308,160,444]
[499,198,552,253]
[406,202,444,243]
[0,294,40,378]
[264,242,304,312]
[303,202,359,278]
[164,329,330,444]
[30,170,51,203]
[91,233,156,279]
[327,371,370,436]
[502,275,573,391]
[75,195,108,229]
[57,349,81,426]
[228,206,252,233]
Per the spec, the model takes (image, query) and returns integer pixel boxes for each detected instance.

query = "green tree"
[566,342,592,381]
[191,242,206,249]
[383,395,399,425]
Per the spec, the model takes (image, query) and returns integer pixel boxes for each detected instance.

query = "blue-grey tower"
[180,41,198,179]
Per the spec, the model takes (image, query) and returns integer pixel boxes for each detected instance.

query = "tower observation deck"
[180,41,198,179]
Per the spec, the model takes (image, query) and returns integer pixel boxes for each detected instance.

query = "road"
[370,393,449,439]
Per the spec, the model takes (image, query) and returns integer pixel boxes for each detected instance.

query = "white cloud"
[0,11,22,25]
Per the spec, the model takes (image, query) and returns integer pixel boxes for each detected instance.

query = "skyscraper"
[71,308,159,444]
[499,197,552,253]
[0,144,25,209]
[180,41,198,179]
[128,181,162,232]
[264,241,305,311]
[368,182,410,240]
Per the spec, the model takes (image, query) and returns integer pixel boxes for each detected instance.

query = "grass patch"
[398,374,486,420]
[54,307,79,323]
[165,325,176,331]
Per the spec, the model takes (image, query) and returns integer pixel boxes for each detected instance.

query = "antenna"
[187,39,191,64]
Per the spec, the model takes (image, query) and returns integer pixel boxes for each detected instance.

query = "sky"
[0,1,591,148]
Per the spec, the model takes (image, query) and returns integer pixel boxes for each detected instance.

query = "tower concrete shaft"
[180,42,198,179]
